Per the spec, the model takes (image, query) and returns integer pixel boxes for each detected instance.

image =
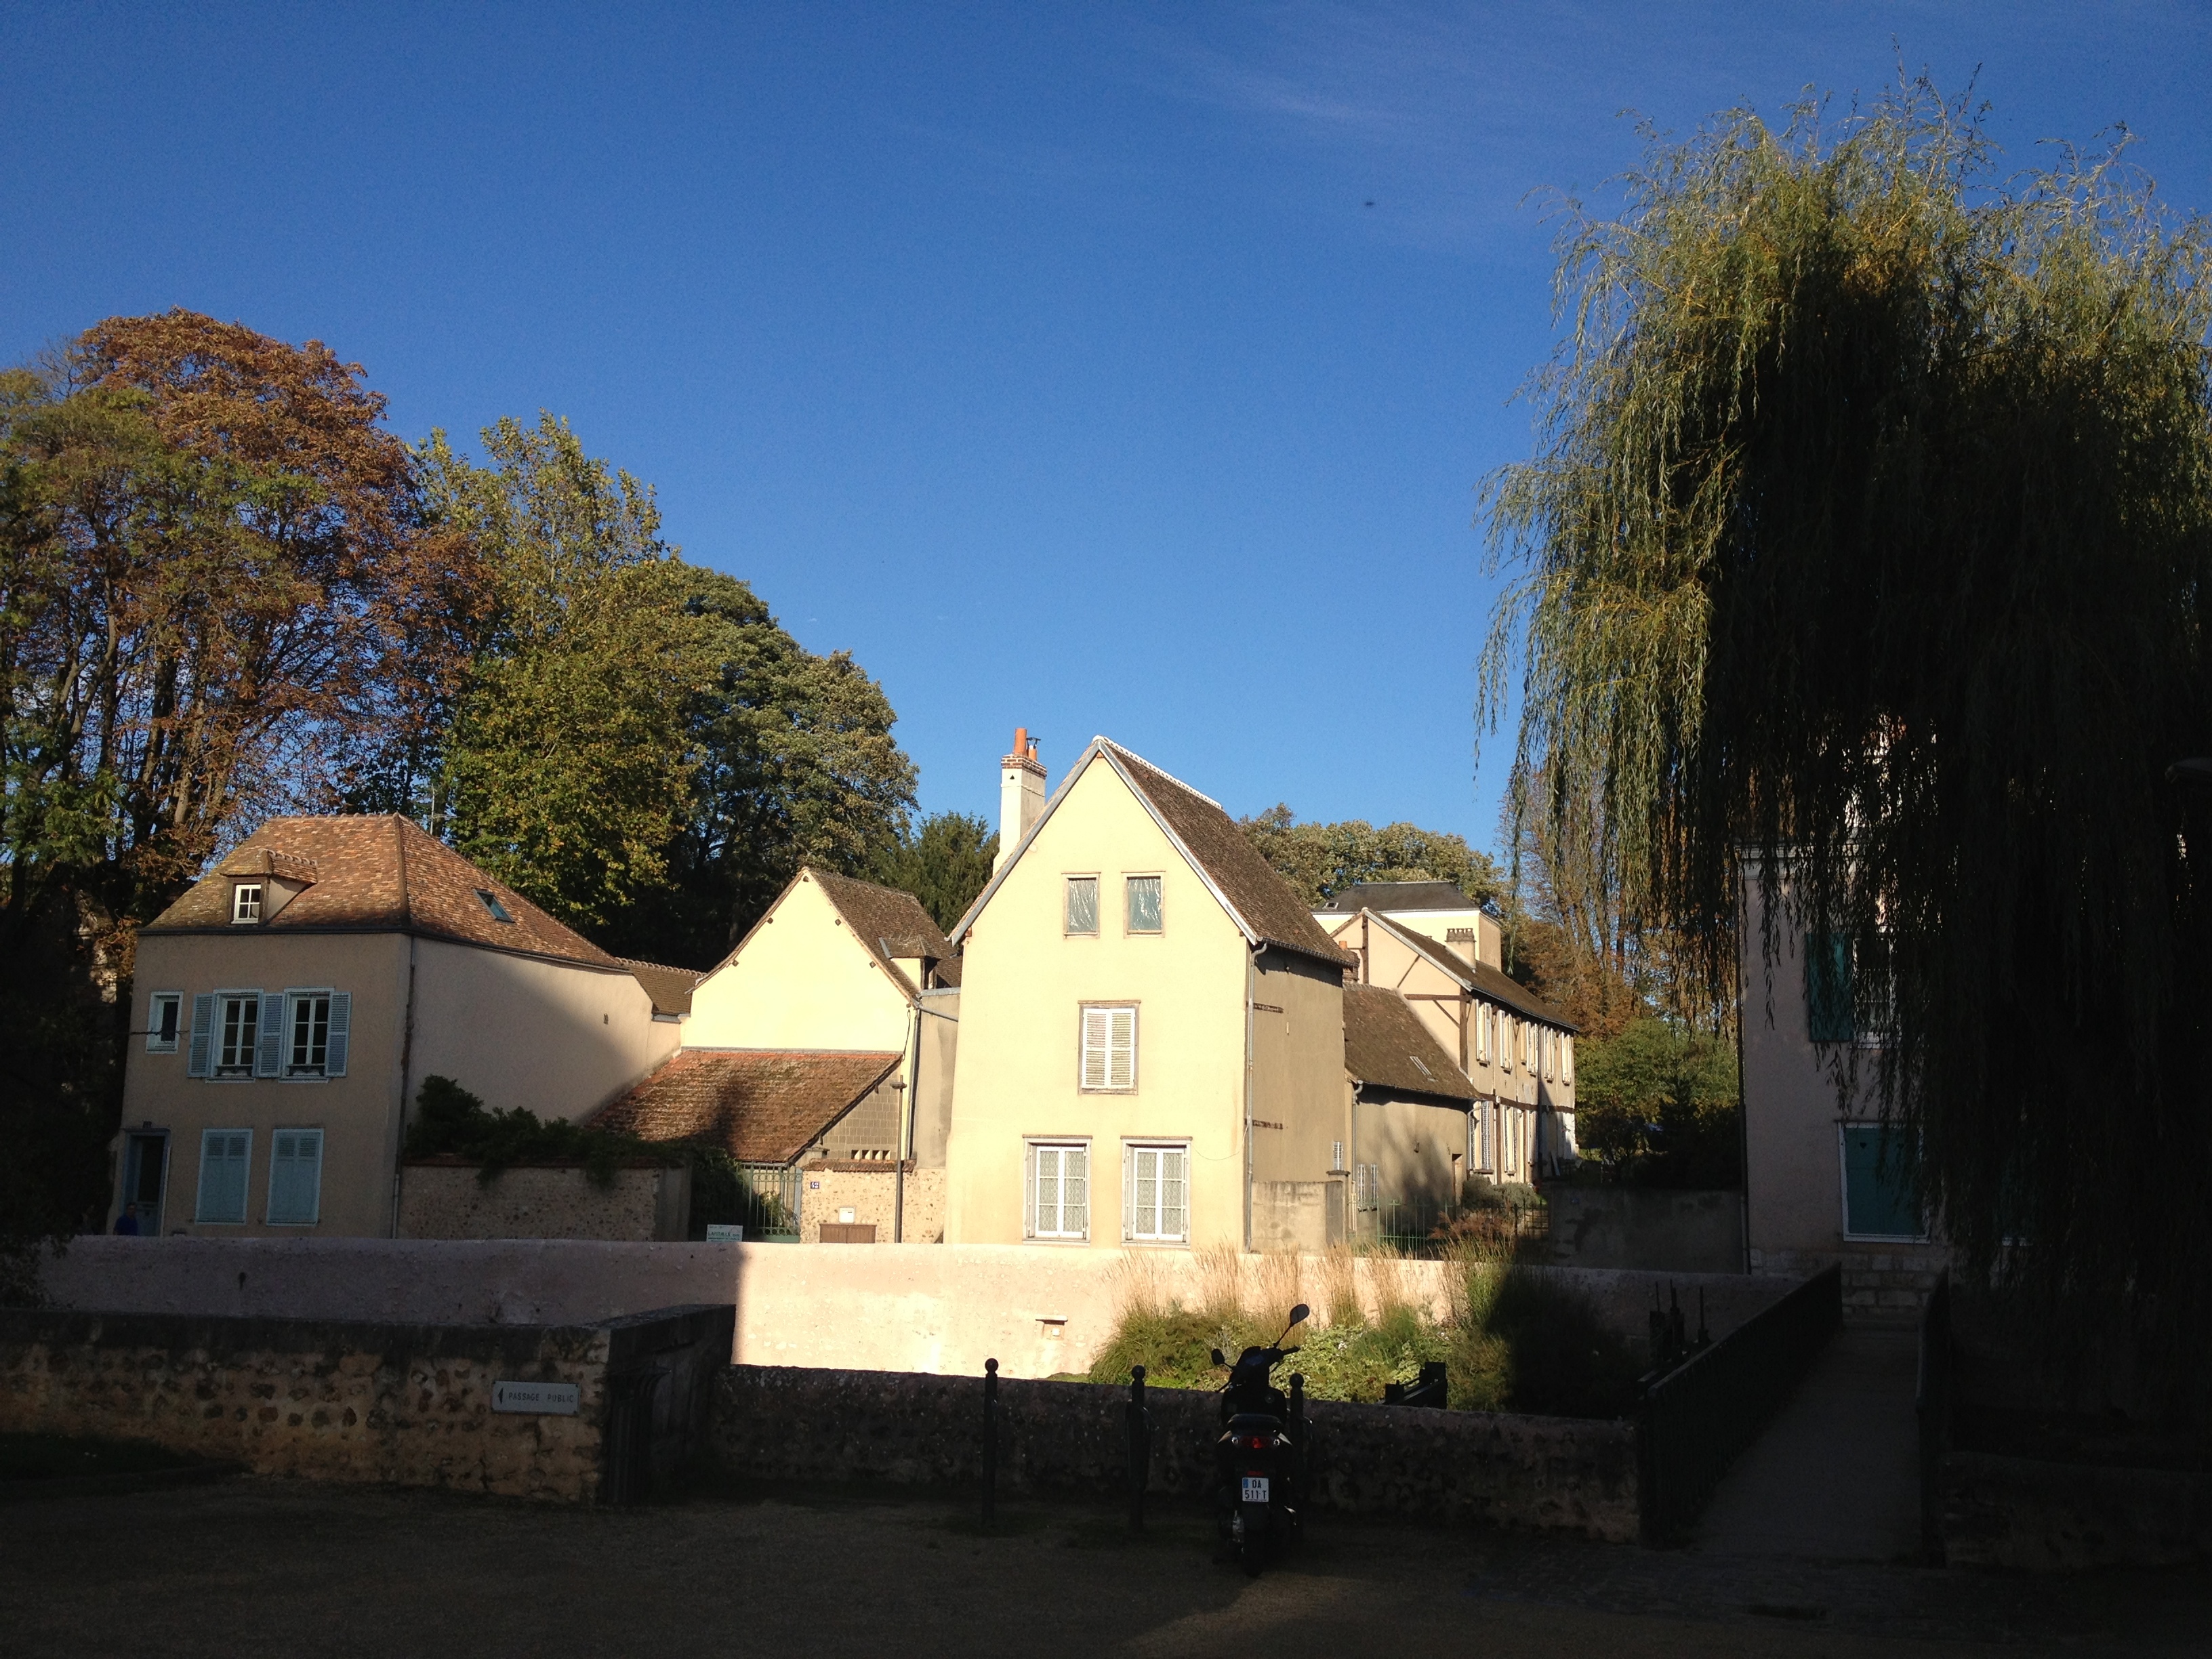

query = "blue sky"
[5,3,2209,854]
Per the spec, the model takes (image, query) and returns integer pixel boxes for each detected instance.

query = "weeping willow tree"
[1480,82,2212,1395]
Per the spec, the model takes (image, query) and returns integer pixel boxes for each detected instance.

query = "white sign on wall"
[492,1379,580,1415]
[705,1223,743,1242]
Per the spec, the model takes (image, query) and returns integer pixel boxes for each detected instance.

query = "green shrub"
[403,1075,677,1187]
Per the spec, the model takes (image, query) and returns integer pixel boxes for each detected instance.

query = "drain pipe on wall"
[1243,943,1258,1253]
[389,933,419,1239]
[894,1000,921,1243]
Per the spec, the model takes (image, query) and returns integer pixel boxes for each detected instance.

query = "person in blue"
[112,1209,140,1235]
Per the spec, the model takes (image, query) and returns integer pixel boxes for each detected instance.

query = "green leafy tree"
[1240,806,1503,908]
[1572,1018,1740,1188]
[874,811,998,931]
[1479,83,2212,1385]
[418,415,916,964]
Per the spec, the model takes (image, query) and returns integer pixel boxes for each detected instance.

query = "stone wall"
[1940,1450,2212,1572]
[0,1303,732,1504]
[797,1164,944,1244]
[1751,1244,1950,1321]
[711,1365,1639,1541]
[1544,1188,1744,1274]
[399,1160,691,1242]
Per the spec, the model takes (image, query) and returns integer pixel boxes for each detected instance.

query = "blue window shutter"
[186,994,216,1078]
[255,994,285,1076]
[325,992,351,1078]
[1805,933,1856,1044]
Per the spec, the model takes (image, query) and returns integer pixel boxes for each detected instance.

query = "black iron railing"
[1637,1263,1842,1545]
[1917,1269,1952,1565]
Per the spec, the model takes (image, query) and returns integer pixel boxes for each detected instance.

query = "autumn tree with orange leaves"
[0,310,481,1275]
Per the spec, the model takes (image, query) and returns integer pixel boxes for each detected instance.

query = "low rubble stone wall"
[0,1303,731,1504]
[711,1364,1641,1542]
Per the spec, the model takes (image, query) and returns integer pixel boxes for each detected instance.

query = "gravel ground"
[2,1476,2207,1658]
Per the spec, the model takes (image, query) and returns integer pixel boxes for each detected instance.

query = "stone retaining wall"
[711,1364,1640,1541]
[0,1303,731,1504]
[400,1160,691,1242]
[1940,1450,2212,1572]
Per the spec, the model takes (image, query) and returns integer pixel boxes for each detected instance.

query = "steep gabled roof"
[717,866,956,1002]
[145,815,623,972]
[591,1049,902,1165]
[954,737,1355,970]
[1317,880,1485,916]
[1361,909,1580,1032]
[1343,981,1478,1101]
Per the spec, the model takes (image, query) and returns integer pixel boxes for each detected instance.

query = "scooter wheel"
[1237,1507,1265,1578]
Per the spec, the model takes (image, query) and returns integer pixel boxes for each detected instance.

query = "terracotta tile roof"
[1316,880,1487,916]
[1344,981,1478,1101]
[590,1049,902,1164]
[1102,743,1357,970]
[144,815,623,971]
[619,958,705,1018]
[1364,909,1580,1031]
[781,867,957,1000]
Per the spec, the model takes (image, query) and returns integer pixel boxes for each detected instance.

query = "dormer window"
[231,884,263,925]
[475,888,515,924]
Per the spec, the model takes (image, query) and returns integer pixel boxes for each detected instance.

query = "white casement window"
[195,1128,251,1223]
[1353,1163,1380,1212]
[1065,876,1099,936]
[283,989,352,1078]
[1080,1004,1137,1091]
[266,1128,324,1226]
[212,992,261,1076]
[231,883,262,924]
[1125,874,1163,934]
[1025,1141,1090,1240]
[1122,1142,1188,1243]
[146,991,182,1054]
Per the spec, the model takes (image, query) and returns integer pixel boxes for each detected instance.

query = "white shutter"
[267,1129,323,1225]
[197,1129,250,1223]
[1024,1142,1039,1237]
[325,992,351,1077]
[1107,1009,1135,1090]
[1081,1009,1108,1089]
[1064,1145,1088,1237]
[1122,1147,1138,1241]
[186,993,216,1078]
[255,993,285,1076]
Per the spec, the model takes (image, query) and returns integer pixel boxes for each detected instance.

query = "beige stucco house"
[593,865,961,1242]
[110,817,686,1240]
[1328,899,1580,1187]
[943,737,1355,1252]
[1740,860,1944,1316]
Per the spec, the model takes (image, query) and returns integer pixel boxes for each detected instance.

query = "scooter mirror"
[1288,1303,1310,1328]
[1210,1347,1225,1366]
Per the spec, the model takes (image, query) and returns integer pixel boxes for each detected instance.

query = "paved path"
[1696,1323,1923,1563]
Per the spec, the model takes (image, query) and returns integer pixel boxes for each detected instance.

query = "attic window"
[230,884,263,925]
[474,889,516,924]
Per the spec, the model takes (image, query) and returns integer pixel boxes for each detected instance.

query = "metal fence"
[1637,1263,1843,1545]
[1917,1269,1952,1565]
[733,1165,802,1241]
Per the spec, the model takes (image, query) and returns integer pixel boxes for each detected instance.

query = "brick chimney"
[994,726,1045,873]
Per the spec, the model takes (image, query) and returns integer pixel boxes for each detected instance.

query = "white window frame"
[1561,1036,1574,1086]
[1474,1004,1490,1065]
[1079,1003,1138,1092]
[1124,874,1164,935]
[265,1128,324,1226]
[213,990,262,1077]
[231,883,263,924]
[146,991,183,1053]
[1122,1140,1189,1244]
[194,1128,252,1224]
[285,989,333,1078]
[1025,1139,1090,1242]
[1064,874,1100,937]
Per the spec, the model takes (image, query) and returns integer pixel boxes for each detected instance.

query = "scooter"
[1210,1302,1309,1576]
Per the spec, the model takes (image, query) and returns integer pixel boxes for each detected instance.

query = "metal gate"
[734,1164,802,1241]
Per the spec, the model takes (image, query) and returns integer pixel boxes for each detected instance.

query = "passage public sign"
[492,1379,581,1415]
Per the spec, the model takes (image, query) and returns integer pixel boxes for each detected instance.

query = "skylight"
[474,888,515,924]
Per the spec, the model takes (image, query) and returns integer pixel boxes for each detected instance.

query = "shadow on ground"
[2,1476,2207,1657]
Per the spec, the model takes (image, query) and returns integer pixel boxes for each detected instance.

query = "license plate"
[1241,1475,1269,1503]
